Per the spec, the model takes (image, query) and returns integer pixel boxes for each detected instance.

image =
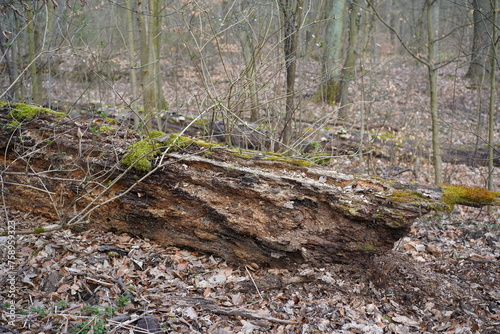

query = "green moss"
[441,184,500,210]
[262,151,284,157]
[358,244,380,253]
[202,150,215,158]
[9,103,65,122]
[33,227,46,234]
[104,117,117,124]
[129,133,317,169]
[121,131,167,172]
[5,103,65,129]
[389,189,448,212]
[232,152,252,159]
[165,133,216,151]
[99,124,116,134]
[390,189,427,202]
[374,131,396,141]
[261,156,314,167]
[305,153,331,165]
[372,208,408,228]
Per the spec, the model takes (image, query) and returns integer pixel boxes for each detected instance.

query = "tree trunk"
[138,1,154,132]
[466,0,493,82]
[487,0,497,196]
[279,0,303,148]
[315,0,347,104]
[239,1,260,123]
[1,110,498,267]
[151,0,166,132]
[0,19,16,101]
[338,0,362,119]
[26,5,42,104]
[388,0,400,52]
[126,0,140,129]
[427,0,442,185]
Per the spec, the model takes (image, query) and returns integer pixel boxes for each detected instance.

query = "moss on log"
[0,107,497,266]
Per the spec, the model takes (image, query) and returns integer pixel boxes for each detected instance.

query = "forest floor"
[0,204,498,333]
[1,54,500,333]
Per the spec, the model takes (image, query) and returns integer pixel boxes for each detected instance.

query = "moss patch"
[98,124,116,134]
[6,103,65,129]
[305,153,331,165]
[132,133,318,170]
[33,227,46,234]
[9,103,65,122]
[390,189,448,212]
[441,184,500,210]
[358,244,380,253]
[165,133,216,151]
[261,156,314,167]
[121,131,167,172]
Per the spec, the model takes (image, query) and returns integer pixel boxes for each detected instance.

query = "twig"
[0,325,20,334]
[245,265,263,300]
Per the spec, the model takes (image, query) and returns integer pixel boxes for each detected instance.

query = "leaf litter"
[0,204,498,333]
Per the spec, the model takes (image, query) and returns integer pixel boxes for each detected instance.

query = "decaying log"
[1,107,498,266]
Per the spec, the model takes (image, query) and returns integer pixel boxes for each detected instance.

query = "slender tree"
[338,0,362,119]
[279,0,303,148]
[426,0,442,185]
[126,0,140,128]
[26,3,42,104]
[315,0,347,105]
[239,0,260,122]
[466,0,493,82]
[487,0,497,195]
[137,0,164,132]
[369,0,444,184]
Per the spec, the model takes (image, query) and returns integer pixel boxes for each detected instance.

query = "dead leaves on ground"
[1,207,499,333]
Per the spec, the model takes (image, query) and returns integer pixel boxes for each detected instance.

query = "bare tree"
[278,0,303,148]
[338,0,362,119]
[315,0,347,105]
[487,0,497,195]
[466,0,494,82]
[369,0,445,184]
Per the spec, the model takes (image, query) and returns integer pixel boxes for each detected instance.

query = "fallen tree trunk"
[1,107,498,266]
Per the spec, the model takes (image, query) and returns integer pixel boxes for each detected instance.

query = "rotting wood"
[1,109,498,267]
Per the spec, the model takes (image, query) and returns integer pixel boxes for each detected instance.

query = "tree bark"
[1,110,498,267]
[279,0,303,148]
[126,0,140,129]
[239,1,260,123]
[487,0,497,201]
[338,0,362,119]
[315,0,347,105]
[466,0,493,82]
[426,0,442,185]
[26,4,42,104]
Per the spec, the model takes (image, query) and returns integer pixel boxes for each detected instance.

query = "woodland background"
[0,0,498,186]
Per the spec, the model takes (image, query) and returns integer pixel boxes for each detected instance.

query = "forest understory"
[1,53,499,334]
